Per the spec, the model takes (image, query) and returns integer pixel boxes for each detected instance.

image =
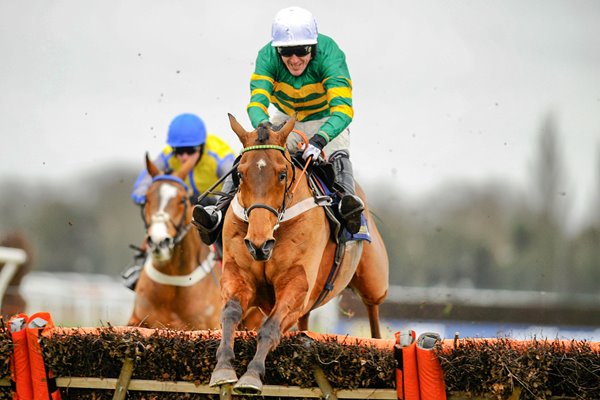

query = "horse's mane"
[257,125,270,143]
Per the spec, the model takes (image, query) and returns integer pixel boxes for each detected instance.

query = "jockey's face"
[175,150,200,164]
[281,53,311,76]
[174,149,200,165]
[173,145,202,164]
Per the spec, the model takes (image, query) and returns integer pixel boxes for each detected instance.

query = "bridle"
[140,175,192,250]
[140,174,219,287]
[238,144,296,230]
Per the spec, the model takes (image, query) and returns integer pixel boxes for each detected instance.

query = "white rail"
[0,246,28,310]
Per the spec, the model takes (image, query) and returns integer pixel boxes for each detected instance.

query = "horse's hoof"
[233,372,263,394]
[209,368,238,387]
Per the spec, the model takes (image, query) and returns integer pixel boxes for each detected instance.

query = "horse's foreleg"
[234,271,307,394]
[233,314,283,394]
[209,299,243,387]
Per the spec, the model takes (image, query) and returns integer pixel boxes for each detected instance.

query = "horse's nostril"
[244,238,275,261]
[262,239,275,253]
[244,239,256,256]
[158,238,173,248]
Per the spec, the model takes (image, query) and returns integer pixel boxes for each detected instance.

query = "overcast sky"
[1,1,599,230]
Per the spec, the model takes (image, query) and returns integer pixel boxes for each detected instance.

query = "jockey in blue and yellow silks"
[192,6,364,244]
[131,136,236,205]
[123,113,236,291]
[131,113,236,205]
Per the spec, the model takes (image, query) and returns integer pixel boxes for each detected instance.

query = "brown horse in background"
[127,153,222,330]
[0,231,32,318]
[209,115,389,393]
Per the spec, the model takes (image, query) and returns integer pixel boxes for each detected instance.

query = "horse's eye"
[279,171,287,183]
[237,171,243,181]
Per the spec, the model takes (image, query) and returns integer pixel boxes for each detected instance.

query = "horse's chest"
[254,284,276,312]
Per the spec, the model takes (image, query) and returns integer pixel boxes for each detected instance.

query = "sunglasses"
[277,45,312,57]
[173,146,201,155]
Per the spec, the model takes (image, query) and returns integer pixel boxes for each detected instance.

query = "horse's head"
[142,152,198,263]
[228,113,296,261]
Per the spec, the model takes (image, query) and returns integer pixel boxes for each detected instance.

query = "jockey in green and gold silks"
[131,134,236,205]
[192,7,365,244]
[247,33,353,146]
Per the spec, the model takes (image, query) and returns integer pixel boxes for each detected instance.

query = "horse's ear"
[146,152,161,177]
[275,113,297,145]
[228,113,249,145]
[174,151,199,180]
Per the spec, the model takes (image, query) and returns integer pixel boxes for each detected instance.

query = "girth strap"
[310,240,346,311]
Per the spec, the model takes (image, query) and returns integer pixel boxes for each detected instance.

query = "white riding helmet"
[271,6,318,47]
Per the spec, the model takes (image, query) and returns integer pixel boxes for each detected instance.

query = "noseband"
[238,144,296,230]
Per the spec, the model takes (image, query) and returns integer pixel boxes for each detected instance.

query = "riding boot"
[121,244,147,291]
[330,151,365,234]
[192,174,237,245]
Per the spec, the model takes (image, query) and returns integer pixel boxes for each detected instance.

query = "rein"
[196,159,240,205]
[292,156,312,194]
[290,128,322,194]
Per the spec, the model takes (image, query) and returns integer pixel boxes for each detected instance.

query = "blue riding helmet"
[166,113,207,147]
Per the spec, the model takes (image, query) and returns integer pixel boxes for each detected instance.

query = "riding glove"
[302,134,327,164]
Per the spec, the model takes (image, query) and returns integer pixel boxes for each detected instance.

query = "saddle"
[295,158,372,244]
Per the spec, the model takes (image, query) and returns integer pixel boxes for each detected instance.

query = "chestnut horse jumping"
[127,153,221,330]
[209,115,389,393]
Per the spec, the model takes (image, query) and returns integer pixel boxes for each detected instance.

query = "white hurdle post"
[0,246,28,311]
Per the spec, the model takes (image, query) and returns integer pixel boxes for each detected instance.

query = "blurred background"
[0,1,599,339]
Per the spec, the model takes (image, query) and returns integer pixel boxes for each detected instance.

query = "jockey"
[130,113,236,205]
[122,113,236,290]
[192,6,364,244]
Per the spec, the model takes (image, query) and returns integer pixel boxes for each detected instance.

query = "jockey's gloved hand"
[292,150,305,165]
[132,194,147,205]
[302,134,327,164]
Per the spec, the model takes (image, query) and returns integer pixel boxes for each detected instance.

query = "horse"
[127,153,222,330]
[209,114,389,393]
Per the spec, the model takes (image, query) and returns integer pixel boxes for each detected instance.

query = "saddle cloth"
[307,163,371,243]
